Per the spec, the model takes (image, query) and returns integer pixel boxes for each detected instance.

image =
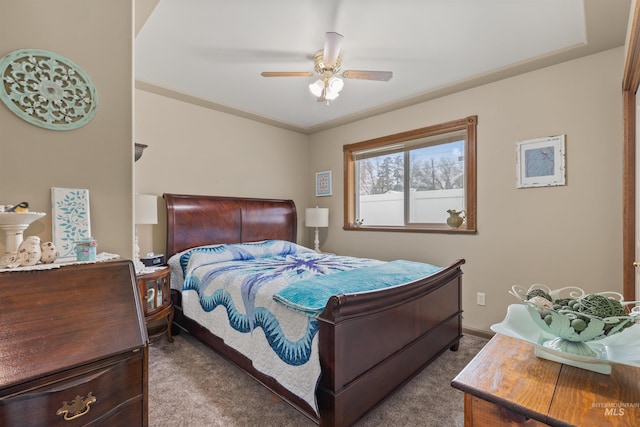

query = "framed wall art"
[516,135,566,188]
[316,171,332,196]
[51,187,91,261]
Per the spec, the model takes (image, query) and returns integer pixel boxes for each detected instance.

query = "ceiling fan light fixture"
[324,77,342,100]
[309,76,343,102]
[309,79,324,97]
[324,88,339,101]
[328,76,344,93]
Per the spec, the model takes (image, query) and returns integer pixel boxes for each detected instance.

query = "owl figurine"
[40,241,58,264]
[17,236,42,266]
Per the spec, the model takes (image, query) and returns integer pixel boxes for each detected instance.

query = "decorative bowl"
[0,212,47,267]
[0,211,46,226]
[491,284,640,374]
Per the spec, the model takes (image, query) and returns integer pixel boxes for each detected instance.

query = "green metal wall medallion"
[0,49,98,130]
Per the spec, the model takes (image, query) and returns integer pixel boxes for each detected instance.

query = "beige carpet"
[148,332,488,426]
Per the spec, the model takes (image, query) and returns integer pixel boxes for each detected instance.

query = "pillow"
[168,240,314,291]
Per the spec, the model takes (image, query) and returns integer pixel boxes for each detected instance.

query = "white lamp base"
[313,227,321,252]
[134,225,146,274]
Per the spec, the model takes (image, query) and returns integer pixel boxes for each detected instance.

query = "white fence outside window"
[359,189,464,226]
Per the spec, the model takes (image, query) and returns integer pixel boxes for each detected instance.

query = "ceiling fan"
[261,32,393,104]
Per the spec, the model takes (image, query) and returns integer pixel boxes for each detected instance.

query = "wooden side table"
[136,267,174,343]
[452,334,640,427]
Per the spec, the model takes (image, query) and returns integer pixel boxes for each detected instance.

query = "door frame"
[622,1,640,301]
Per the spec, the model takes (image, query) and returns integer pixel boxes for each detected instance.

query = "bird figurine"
[40,241,58,264]
[0,253,21,268]
[6,202,29,212]
[16,236,42,266]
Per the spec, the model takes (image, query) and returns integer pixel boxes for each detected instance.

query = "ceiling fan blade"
[323,32,344,66]
[342,70,393,81]
[261,72,314,77]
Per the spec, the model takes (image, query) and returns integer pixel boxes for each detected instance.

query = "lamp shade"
[305,207,329,228]
[135,194,158,225]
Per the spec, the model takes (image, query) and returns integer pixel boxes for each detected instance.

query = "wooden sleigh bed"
[164,193,465,427]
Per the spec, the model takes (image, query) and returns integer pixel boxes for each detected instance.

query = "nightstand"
[136,267,174,343]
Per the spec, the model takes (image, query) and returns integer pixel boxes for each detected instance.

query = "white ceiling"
[135,0,631,134]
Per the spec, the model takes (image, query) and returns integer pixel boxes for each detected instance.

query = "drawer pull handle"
[56,392,97,421]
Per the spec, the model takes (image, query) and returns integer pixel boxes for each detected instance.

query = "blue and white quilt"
[167,240,441,413]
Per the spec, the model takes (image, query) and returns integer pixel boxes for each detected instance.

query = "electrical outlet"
[477,292,486,306]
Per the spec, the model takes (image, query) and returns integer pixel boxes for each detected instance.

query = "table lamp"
[305,207,329,252]
[134,194,158,273]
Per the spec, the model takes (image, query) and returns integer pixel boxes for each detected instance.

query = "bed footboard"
[316,259,464,427]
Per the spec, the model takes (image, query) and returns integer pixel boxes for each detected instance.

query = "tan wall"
[134,90,310,255]
[2,3,624,335]
[0,0,134,259]
[135,48,623,334]
[308,47,625,333]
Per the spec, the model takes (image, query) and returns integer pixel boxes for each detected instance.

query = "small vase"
[446,209,465,228]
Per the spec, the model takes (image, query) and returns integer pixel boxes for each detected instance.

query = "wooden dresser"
[452,334,640,427]
[0,260,148,426]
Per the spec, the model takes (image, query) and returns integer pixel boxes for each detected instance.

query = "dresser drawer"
[0,352,144,427]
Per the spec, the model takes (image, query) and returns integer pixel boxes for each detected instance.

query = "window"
[343,116,477,233]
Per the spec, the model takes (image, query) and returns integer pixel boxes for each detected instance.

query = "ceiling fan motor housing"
[314,50,342,76]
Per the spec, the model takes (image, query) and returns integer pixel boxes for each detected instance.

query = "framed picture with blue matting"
[316,171,332,196]
[516,135,566,188]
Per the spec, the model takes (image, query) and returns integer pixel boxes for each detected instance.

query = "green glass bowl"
[511,284,638,357]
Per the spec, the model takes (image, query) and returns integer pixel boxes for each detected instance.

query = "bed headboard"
[163,193,297,257]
